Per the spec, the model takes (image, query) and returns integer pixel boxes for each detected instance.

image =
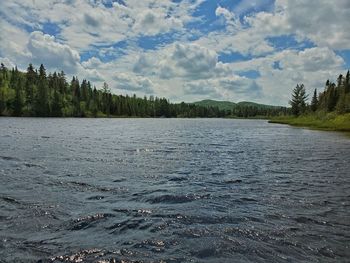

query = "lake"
[0,118,349,262]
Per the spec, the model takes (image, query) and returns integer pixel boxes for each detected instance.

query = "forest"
[0,63,287,118]
[289,70,350,116]
[270,70,350,131]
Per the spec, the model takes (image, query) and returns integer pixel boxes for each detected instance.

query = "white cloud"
[230,47,345,104]
[0,57,16,69]
[132,9,183,36]
[233,0,274,15]
[0,18,31,65]
[215,6,241,29]
[82,57,103,69]
[196,6,279,56]
[0,0,204,51]
[113,73,154,94]
[182,76,263,102]
[0,0,349,105]
[284,0,350,49]
[277,47,344,72]
[27,31,81,74]
[197,0,350,58]
[170,43,218,79]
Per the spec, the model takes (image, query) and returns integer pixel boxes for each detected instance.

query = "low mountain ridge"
[193,99,282,111]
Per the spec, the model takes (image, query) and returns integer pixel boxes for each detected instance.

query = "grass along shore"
[269,112,350,132]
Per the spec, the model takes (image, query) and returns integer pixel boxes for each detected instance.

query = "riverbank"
[269,112,350,132]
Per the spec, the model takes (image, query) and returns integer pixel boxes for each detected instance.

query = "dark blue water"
[0,118,349,262]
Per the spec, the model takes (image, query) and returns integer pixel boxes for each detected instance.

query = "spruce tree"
[35,64,50,116]
[51,89,62,117]
[13,77,24,116]
[345,70,350,94]
[25,64,37,114]
[310,88,318,112]
[290,84,308,116]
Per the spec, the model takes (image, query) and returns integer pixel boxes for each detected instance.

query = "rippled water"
[0,118,349,262]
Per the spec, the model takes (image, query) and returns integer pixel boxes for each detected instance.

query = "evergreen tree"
[13,76,24,116]
[326,83,338,112]
[71,76,81,116]
[310,89,318,112]
[34,64,50,116]
[345,70,350,94]
[290,84,308,116]
[0,62,290,118]
[25,63,37,115]
[51,89,62,117]
[102,82,111,116]
[0,87,5,115]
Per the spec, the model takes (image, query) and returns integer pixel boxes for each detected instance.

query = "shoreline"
[0,115,269,120]
[269,113,350,133]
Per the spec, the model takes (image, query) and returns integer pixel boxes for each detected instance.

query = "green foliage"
[290,84,307,116]
[193,99,287,118]
[270,112,350,132]
[193,99,236,111]
[0,63,219,117]
[311,89,318,112]
[0,63,288,118]
[34,64,50,116]
[306,70,350,114]
[273,70,350,132]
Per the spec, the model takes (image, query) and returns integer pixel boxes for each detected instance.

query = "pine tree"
[290,84,308,116]
[13,76,24,116]
[51,89,62,117]
[35,64,50,116]
[310,88,318,112]
[25,63,37,114]
[71,76,81,116]
[326,83,338,112]
[102,82,111,116]
[345,70,350,94]
[0,64,7,115]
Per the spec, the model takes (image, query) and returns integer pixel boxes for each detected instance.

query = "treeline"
[0,63,229,117]
[0,63,287,118]
[290,70,350,116]
[231,104,289,118]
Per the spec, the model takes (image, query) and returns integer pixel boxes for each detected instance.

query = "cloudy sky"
[1,0,349,105]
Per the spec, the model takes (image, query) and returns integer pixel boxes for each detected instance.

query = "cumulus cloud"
[132,10,182,36]
[0,18,31,64]
[219,77,262,95]
[113,73,154,94]
[215,6,240,29]
[82,57,103,69]
[132,55,154,74]
[183,82,219,96]
[277,47,344,72]
[284,0,350,49]
[0,0,203,51]
[129,43,226,80]
[197,0,350,57]
[233,0,274,15]
[230,46,345,104]
[170,43,217,79]
[1,0,349,105]
[0,57,16,69]
[196,9,277,56]
[27,31,80,74]
[183,76,262,99]
[83,13,100,28]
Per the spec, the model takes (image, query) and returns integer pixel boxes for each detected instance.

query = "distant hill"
[193,99,282,111]
[192,99,236,111]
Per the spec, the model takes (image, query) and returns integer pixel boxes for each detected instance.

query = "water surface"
[0,118,349,262]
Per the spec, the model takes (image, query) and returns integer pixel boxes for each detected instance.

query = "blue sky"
[1,0,349,105]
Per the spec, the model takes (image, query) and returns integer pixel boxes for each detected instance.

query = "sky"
[1,0,350,105]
